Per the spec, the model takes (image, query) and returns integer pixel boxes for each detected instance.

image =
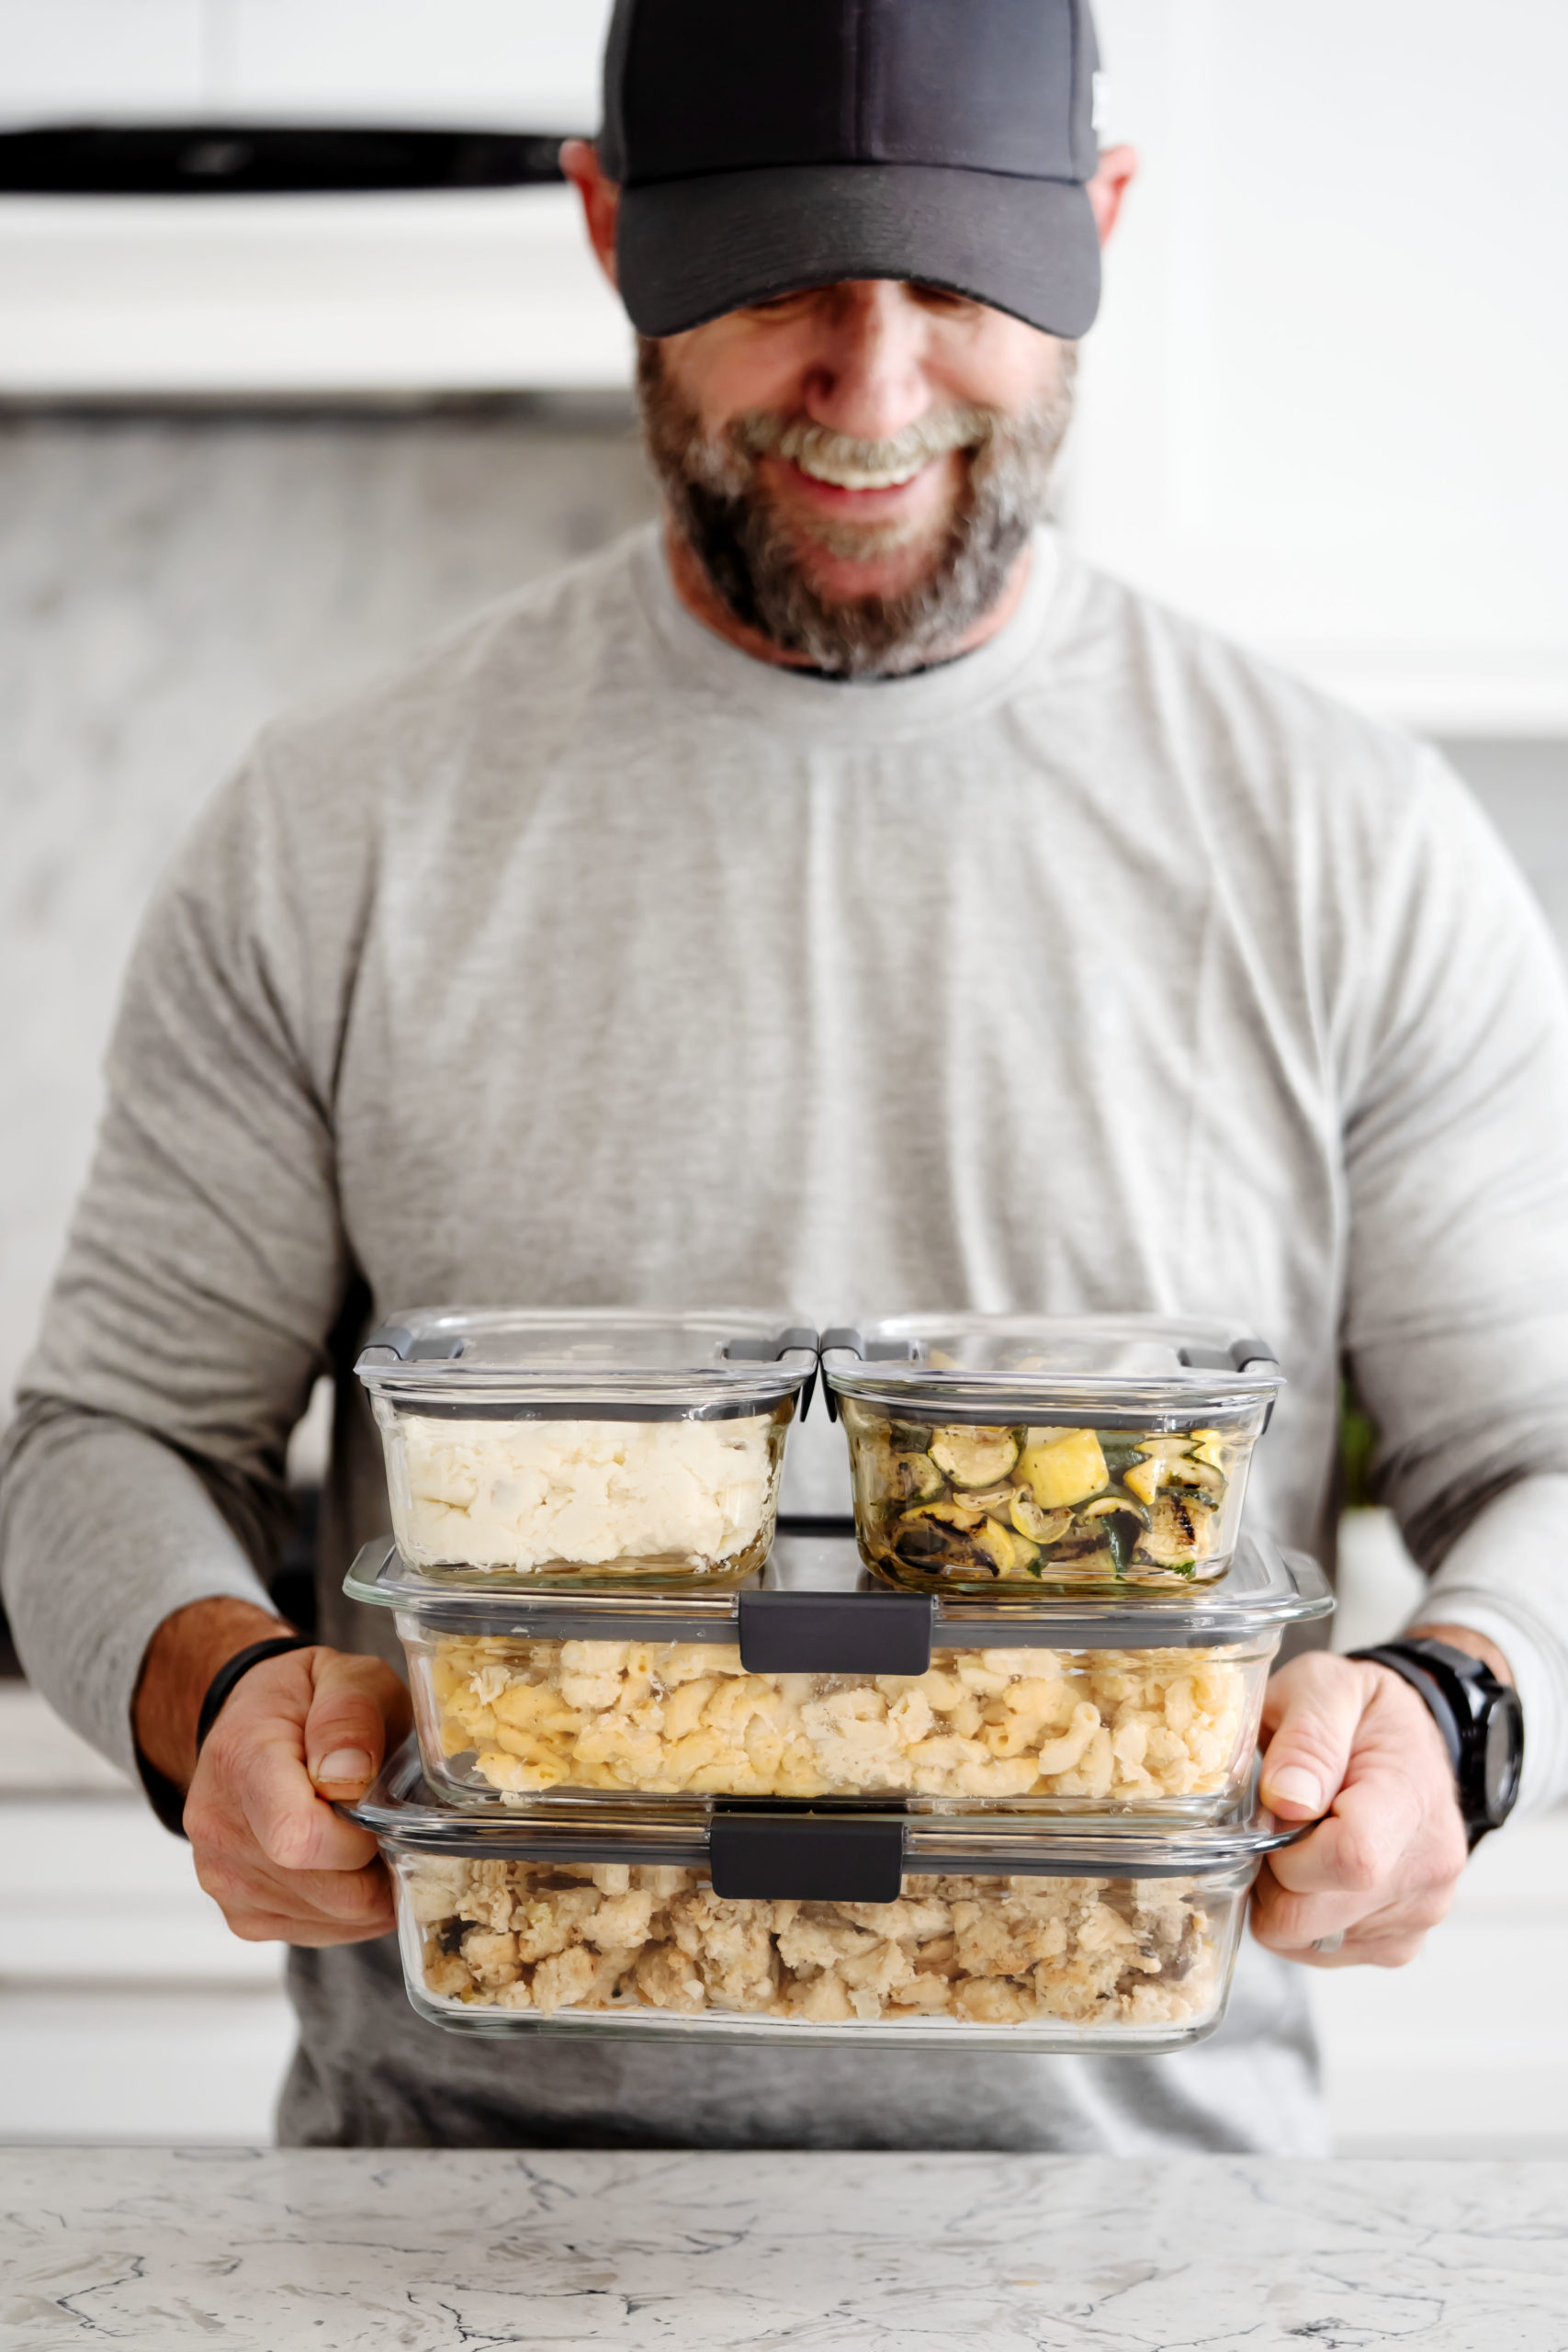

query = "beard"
[637,334,1077,679]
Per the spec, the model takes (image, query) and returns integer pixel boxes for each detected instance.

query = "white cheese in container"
[356,1309,817,1585]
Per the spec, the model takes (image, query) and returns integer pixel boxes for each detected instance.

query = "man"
[1,0,1562,2152]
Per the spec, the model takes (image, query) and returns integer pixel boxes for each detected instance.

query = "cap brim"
[615,161,1100,340]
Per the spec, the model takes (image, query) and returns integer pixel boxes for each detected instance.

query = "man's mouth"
[738,408,995,503]
[790,449,933,492]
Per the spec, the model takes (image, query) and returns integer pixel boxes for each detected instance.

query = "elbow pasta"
[404,1858,1225,2029]
[418,1634,1269,1804]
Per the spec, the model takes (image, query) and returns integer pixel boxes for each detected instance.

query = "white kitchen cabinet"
[1071,0,1568,732]
[0,0,612,129]
[0,0,204,118]
[0,187,631,396]
[0,1741,292,2142]
[1312,1813,1568,2156]
[0,1985,294,2142]
[209,0,613,129]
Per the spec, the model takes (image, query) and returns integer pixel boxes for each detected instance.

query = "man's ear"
[1087,142,1137,246]
[559,139,621,288]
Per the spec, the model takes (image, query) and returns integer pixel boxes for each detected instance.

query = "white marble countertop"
[5,2149,1567,2351]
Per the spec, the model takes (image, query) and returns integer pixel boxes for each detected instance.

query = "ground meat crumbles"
[404,1858,1224,2029]
[423,1635,1261,1803]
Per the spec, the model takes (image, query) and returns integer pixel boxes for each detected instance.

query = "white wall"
[1069,0,1568,732]
[0,409,659,1419]
[0,0,613,128]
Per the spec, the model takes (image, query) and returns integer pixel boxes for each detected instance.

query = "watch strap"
[196,1634,311,1755]
[1348,1643,1464,1773]
[1348,1638,1519,1848]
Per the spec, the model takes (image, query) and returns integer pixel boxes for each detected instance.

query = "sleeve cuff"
[1412,1478,1568,1814]
[136,1747,191,1838]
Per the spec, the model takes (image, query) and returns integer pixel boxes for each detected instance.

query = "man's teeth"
[795,454,930,491]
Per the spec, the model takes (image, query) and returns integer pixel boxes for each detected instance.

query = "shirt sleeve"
[0,736,358,1784]
[1339,749,1568,1810]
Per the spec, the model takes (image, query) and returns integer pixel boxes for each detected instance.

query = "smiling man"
[2,0,1564,2154]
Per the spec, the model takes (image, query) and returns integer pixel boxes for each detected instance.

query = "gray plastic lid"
[349,1738,1302,1883]
[355,1307,819,1420]
[344,1527,1331,1657]
[820,1312,1283,1425]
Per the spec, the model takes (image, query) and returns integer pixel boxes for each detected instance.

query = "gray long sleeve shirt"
[6,525,1568,2153]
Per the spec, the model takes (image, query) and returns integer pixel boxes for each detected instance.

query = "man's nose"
[802,281,933,443]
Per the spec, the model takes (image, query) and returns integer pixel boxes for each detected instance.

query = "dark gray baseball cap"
[598,0,1103,341]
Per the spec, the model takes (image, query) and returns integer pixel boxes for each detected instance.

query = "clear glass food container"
[349,1745,1301,2052]
[822,1315,1284,1594]
[355,1310,818,1587]
[345,1527,1330,1819]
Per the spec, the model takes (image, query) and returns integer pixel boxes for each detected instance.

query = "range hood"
[0,1,629,396]
[0,121,569,196]
[0,140,631,397]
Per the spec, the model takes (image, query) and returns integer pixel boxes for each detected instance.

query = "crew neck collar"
[631,523,1063,742]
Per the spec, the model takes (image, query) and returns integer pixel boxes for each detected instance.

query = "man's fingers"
[229,1709,385,1874]
[205,1876,397,1948]
[1266,1760,1427,1895]
[178,1644,412,1952]
[210,1649,408,1872]
[1250,1860,1369,1951]
[1258,1656,1374,1820]
[1253,1860,1454,1964]
[228,1913,397,1951]
[304,1653,411,1795]
[196,1844,394,1928]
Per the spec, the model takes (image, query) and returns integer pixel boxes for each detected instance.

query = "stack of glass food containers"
[346,1308,1331,2051]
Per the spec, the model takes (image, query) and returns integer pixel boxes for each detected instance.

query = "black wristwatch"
[1349,1638,1524,1849]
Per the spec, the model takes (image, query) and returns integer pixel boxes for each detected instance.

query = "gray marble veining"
[0,403,657,1415]
[3,2148,1566,2350]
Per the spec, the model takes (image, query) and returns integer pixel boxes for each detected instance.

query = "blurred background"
[3,0,1566,2153]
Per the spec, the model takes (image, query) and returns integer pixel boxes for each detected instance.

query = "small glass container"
[822,1315,1284,1594]
[355,1309,818,1587]
[349,1745,1301,2052]
[345,1528,1330,1819]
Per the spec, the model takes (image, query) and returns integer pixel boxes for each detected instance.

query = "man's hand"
[136,1598,411,1947]
[182,1643,412,1945]
[1253,1645,1472,1968]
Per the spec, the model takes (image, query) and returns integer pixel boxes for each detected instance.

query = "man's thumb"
[1258,1663,1366,1821]
[304,1655,404,1795]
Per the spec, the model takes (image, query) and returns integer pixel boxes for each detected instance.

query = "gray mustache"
[735,407,998,474]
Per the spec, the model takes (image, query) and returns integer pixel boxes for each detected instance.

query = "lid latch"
[709,1812,907,1902]
[738,1589,933,1675]
[722,1326,821,1419]
[357,1324,466,1367]
[818,1327,919,1420]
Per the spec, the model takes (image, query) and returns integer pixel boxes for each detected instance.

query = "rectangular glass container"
[822,1315,1284,1594]
[349,1747,1300,2052]
[346,1528,1330,1819]
[355,1309,818,1587]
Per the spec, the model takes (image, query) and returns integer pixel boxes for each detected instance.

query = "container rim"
[354,1306,819,1416]
[348,1740,1305,1878]
[344,1526,1332,1644]
[820,1311,1283,1422]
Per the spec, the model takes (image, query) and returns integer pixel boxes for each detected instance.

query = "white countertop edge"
[5,2146,1567,2349]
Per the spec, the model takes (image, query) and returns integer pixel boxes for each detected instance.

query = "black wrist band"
[196,1634,311,1754]
[1348,1644,1463,1772]
[1348,1637,1524,1849]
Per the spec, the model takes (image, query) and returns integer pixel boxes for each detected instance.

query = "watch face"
[1483,1692,1524,1825]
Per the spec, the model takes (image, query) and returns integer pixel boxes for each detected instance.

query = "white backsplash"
[0,403,658,1413]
